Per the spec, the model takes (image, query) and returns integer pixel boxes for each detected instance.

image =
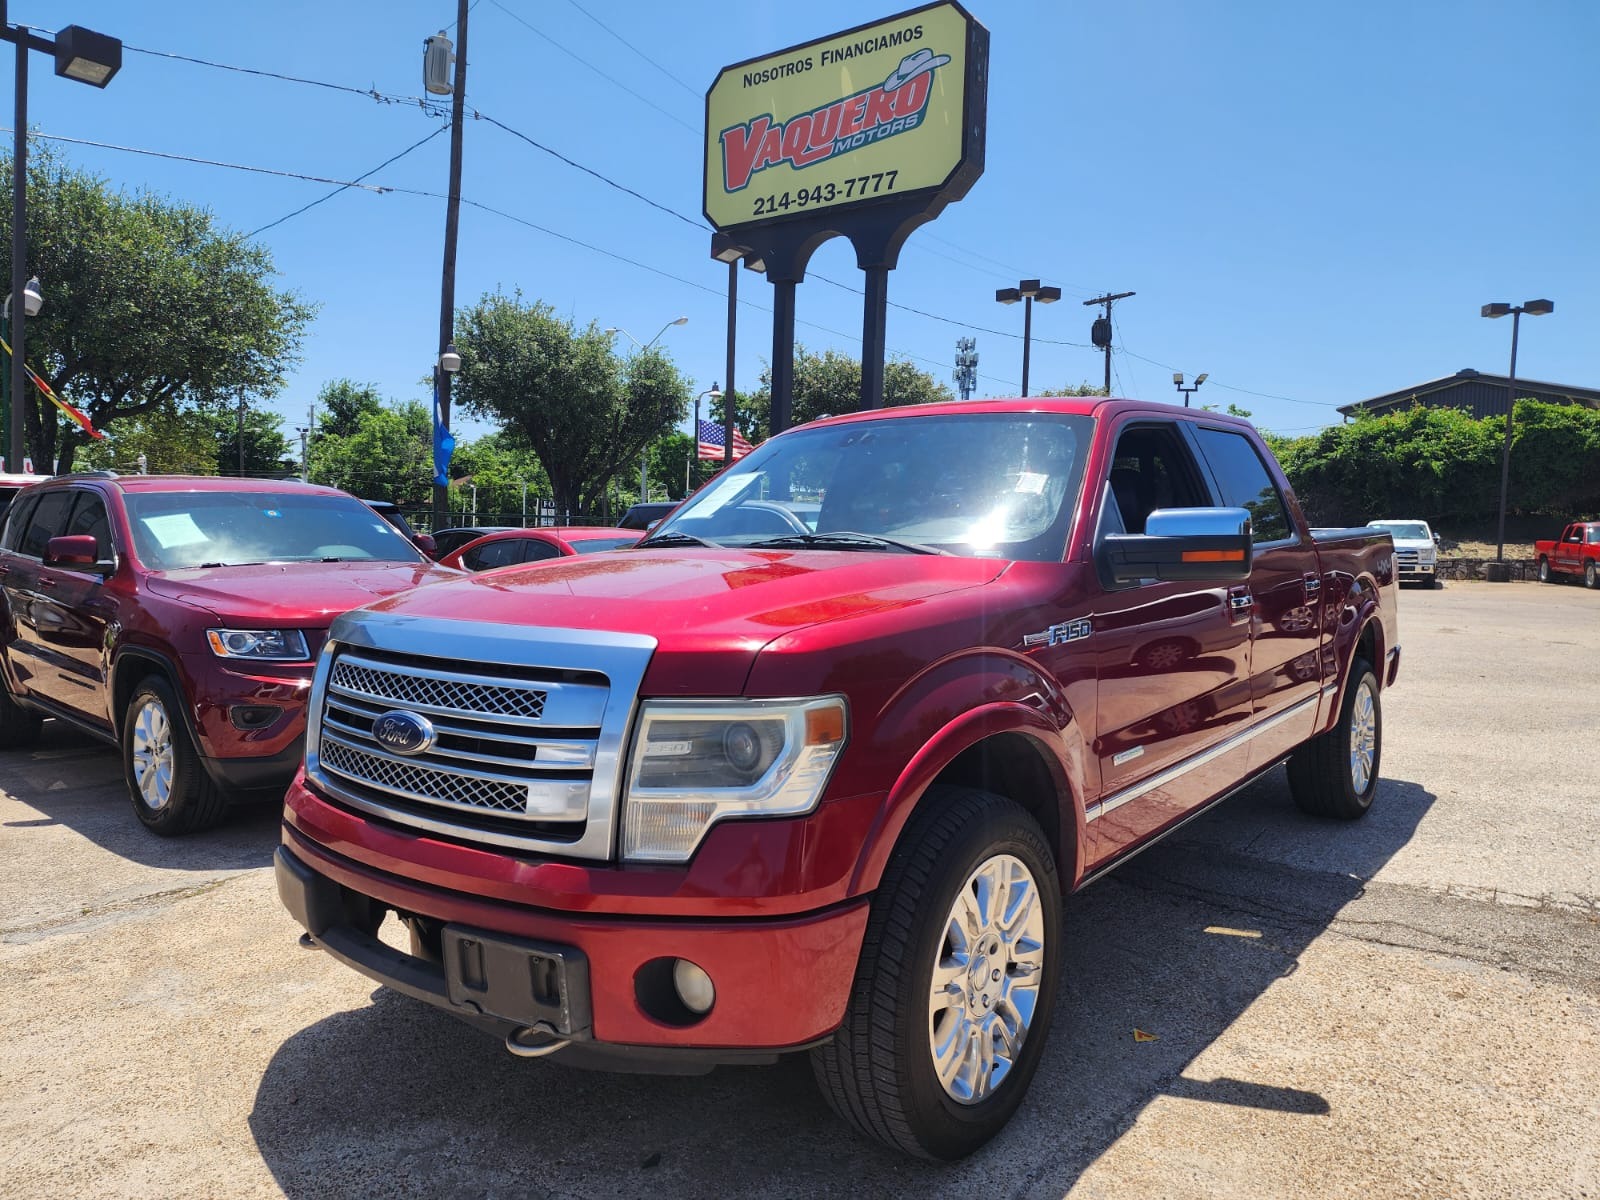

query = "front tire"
[1538,557,1551,584]
[1586,561,1597,590]
[811,787,1061,1160]
[122,675,229,835]
[1287,658,1381,819]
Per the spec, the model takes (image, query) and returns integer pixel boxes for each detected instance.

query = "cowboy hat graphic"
[883,48,951,92]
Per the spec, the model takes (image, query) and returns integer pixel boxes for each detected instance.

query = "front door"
[1087,418,1254,863]
[27,490,119,727]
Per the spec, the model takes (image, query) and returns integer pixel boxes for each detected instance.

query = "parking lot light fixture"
[1480,298,1555,576]
[1173,371,1208,407]
[438,342,461,373]
[995,279,1060,398]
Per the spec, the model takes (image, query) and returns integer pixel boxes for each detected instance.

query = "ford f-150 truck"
[276,398,1399,1159]
[1367,519,1439,586]
[1535,521,1600,588]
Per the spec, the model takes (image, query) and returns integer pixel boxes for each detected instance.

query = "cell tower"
[953,337,978,401]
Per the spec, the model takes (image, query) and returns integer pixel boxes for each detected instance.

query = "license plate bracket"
[441,926,591,1036]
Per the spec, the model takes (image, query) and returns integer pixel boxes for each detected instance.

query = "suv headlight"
[621,696,848,863]
[205,628,310,661]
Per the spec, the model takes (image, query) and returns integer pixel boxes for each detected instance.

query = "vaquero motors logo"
[720,48,951,193]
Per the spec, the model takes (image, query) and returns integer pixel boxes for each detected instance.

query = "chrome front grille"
[306,617,656,860]
[328,657,548,722]
[320,738,530,814]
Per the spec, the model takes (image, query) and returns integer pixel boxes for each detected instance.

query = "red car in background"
[0,474,459,834]
[439,525,640,571]
[0,470,49,526]
[1535,521,1600,588]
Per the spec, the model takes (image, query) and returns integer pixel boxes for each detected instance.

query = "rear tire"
[122,675,230,835]
[811,786,1061,1160]
[0,670,43,749]
[1287,658,1381,820]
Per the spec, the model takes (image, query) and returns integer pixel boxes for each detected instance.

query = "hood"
[144,560,461,624]
[1387,535,1435,551]
[356,548,1007,694]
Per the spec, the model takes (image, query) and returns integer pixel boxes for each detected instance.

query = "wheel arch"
[110,647,201,749]
[849,704,1087,898]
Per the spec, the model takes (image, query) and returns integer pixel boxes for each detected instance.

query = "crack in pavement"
[0,874,252,945]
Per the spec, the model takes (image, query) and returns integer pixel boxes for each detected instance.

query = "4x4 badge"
[1023,618,1092,649]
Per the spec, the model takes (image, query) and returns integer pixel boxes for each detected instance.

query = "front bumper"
[275,828,869,1068]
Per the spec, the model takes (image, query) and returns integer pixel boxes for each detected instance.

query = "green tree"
[726,345,954,443]
[1037,382,1107,397]
[309,400,433,505]
[77,408,219,475]
[446,432,554,521]
[0,146,314,472]
[453,292,690,516]
[315,379,384,439]
[211,405,295,476]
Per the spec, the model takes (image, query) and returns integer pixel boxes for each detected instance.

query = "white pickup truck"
[1367,519,1439,587]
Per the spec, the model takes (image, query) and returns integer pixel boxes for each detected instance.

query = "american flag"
[698,419,754,461]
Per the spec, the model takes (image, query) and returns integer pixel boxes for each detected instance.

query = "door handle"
[1228,592,1254,613]
[1303,572,1322,595]
[38,577,59,588]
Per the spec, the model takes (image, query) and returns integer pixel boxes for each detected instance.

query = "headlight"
[205,628,310,661]
[622,697,848,863]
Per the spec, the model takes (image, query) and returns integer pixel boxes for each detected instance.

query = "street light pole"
[1,5,121,475]
[427,3,469,533]
[1481,299,1554,575]
[995,280,1060,397]
[689,383,721,493]
[1173,372,1208,407]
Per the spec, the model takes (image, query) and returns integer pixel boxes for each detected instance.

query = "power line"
[245,125,449,238]
[122,43,450,115]
[478,113,705,231]
[7,129,394,192]
[560,0,702,98]
[484,0,699,135]
[1117,348,1340,408]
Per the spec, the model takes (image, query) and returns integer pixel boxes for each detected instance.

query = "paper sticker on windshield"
[139,513,208,549]
[687,471,755,518]
[1014,472,1048,495]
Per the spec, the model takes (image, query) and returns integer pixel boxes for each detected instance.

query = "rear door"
[1,487,77,705]
[26,489,119,723]
[1190,425,1323,768]
[1087,417,1255,858]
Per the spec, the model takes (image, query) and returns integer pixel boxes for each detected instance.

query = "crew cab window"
[18,490,75,559]
[522,540,560,562]
[1104,423,1212,535]
[1589,528,1600,544]
[1192,428,1293,543]
[1567,529,1583,543]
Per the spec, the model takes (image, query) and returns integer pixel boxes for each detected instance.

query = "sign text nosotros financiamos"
[720,67,935,194]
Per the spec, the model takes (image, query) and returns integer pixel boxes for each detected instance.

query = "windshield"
[570,536,641,554]
[1370,521,1430,540]
[124,491,427,570]
[651,413,1092,561]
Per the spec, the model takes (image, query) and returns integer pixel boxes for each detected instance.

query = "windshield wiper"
[746,531,947,555]
[637,530,717,548]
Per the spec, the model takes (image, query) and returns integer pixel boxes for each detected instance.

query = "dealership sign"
[704,2,986,232]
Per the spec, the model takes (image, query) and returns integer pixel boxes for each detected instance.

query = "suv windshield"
[1370,522,1430,540]
[123,491,426,570]
[649,412,1092,561]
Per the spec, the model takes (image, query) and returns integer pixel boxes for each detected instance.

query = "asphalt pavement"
[1,579,1596,1199]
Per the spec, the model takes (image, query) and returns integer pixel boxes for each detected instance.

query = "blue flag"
[432,374,456,487]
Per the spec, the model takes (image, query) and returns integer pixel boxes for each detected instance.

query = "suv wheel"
[811,786,1061,1159]
[123,675,229,835]
[1287,658,1381,819]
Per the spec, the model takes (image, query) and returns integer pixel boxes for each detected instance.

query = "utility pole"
[236,389,246,476]
[1083,290,1135,395]
[428,4,468,531]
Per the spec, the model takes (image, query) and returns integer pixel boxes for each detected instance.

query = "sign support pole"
[860,264,889,410]
[770,278,797,434]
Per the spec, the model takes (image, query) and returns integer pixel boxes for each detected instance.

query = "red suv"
[0,474,458,833]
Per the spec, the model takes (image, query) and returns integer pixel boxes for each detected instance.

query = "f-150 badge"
[1023,618,1092,649]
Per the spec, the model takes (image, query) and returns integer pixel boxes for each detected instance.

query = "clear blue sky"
[7,0,1596,444]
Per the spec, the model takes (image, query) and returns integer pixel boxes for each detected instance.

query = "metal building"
[1338,369,1600,421]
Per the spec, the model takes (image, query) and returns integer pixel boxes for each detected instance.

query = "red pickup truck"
[275,399,1399,1159]
[1535,522,1600,588]
[0,474,457,833]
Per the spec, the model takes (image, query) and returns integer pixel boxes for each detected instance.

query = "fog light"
[672,958,715,1015]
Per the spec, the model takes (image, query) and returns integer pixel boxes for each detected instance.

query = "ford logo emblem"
[371,710,436,756]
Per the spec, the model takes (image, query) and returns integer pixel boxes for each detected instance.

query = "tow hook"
[297,933,317,949]
[505,1022,569,1059]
